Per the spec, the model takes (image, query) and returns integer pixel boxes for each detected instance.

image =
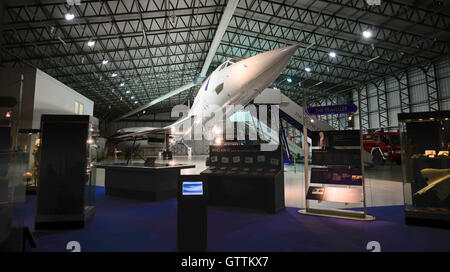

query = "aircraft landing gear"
[163,150,173,160]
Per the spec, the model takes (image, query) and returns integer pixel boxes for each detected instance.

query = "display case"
[399,111,450,227]
[35,115,98,229]
[0,151,28,251]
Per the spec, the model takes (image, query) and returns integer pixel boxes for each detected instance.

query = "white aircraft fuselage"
[112,44,300,149]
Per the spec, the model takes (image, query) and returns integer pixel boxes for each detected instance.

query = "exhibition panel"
[399,111,450,227]
[34,115,98,229]
[99,163,195,201]
[201,144,285,213]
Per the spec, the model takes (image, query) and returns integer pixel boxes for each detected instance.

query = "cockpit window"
[218,63,226,71]
[229,58,241,64]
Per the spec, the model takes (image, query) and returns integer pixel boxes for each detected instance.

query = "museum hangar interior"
[1,0,450,252]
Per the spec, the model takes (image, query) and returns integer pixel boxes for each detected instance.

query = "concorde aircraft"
[110,44,300,154]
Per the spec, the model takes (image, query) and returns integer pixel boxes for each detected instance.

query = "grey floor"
[95,155,405,210]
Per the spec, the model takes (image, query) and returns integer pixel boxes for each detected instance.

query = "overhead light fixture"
[362,30,373,39]
[87,40,95,47]
[310,119,314,123]
[134,101,138,104]
[367,56,380,63]
[306,42,315,50]
[111,72,118,77]
[131,96,135,99]
[65,11,75,21]
[120,82,125,87]
[143,110,146,114]
[305,67,311,72]
[5,111,11,118]
[102,59,108,65]
[286,77,293,83]
[329,51,337,58]
[126,90,130,94]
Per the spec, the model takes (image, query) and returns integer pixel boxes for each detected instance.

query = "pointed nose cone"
[240,44,299,89]
[277,43,300,60]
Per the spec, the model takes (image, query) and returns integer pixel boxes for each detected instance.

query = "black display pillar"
[177,175,207,252]
[35,115,98,229]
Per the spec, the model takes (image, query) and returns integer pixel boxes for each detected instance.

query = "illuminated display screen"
[257,155,265,162]
[233,156,241,163]
[182,181,203,195]
[211,156,218,163]
[221,157,229,163]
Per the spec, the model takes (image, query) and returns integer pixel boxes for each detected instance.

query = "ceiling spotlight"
[286,77,293,83]
[65,12,75,21]
[131,96,135,99]
[102,59,108,65]
[143,110,146,114]
[87,40,95,47]
[5,111,11,118]
[134,101,138,104]
[305,67,311,72]
[120,82,125,87]
[126,90,130,94]
[329,51,337,58]
[362,30,373,39]
[310,119,314,123]
[111,72,118,77]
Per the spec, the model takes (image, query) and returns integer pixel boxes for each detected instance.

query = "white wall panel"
[385,76,397,92]
[411,103,429,112]
[368,95,378,112]
[441,99,450,110]
[33,69,94,129]
[408,68,428,105]
[438,76,450,99]
[387,90,400,108]
[369,112,379,129]
[388,108,401,128]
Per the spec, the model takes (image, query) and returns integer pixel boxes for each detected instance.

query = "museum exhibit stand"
[299,88,374,221]
[177,175,207,252]
[34,115,99,230]
[399,111,450,228]
[200,144,285,213]
[98,162,195,201]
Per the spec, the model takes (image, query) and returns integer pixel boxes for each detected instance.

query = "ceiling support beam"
[116,0,239,120]
[200,0,239,78]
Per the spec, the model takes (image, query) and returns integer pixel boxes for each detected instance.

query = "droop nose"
[277,44,300,60]
[247,43,300,84]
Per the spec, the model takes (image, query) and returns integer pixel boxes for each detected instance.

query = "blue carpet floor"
[24,187,450,252]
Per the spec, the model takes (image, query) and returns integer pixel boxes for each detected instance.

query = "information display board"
[310,167,362,186]
[311,149,361,166]
[311,130,360,147]
[306,186,362,204]
[202,144,284,213]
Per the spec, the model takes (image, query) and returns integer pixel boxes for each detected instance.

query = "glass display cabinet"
[0,151,28,251]
[399,111,450,227]
[35,115,98,229]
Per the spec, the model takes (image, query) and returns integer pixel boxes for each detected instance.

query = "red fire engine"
[362,130,401,165]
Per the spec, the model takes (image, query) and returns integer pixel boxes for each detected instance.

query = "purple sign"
[307,104,357,115]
